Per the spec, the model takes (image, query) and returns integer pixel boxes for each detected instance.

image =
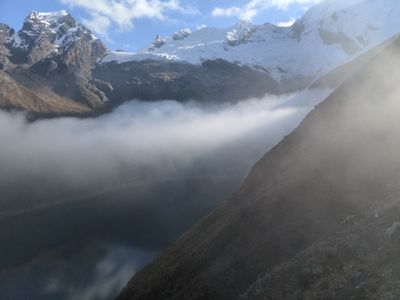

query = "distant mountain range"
[0,0,400,118]
[104,0,400,82]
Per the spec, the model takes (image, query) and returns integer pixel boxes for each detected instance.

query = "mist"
[0,241,156,300]
[0,88,331,216]
[0,88,332,300]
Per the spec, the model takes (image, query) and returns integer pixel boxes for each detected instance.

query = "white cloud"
[60,0,198,36]
[212,0,322,21]
[212,7,242,17]
[276,17,296,27]
[0,89,331,194]
[196,24,207,30]
[81,13,111,37]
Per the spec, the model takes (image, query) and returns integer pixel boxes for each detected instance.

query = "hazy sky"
[0,0,321,51]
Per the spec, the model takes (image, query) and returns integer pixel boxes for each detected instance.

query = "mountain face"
[0,11,109,115]
[8,11,106,70]
[0,11,283,115]
[93,59,282,104]
[0,24,14,71]
[104,0,400,86]
[1,0,400,117]
[116,35,400,300]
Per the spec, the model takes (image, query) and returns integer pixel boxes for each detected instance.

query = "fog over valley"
[0,88,331,216]
[0,88,331,299]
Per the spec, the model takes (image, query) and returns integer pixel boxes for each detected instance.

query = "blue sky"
[0,0,321,51]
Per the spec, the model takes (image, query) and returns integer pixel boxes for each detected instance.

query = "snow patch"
[10,10,99,54]
[100,0,400,82]
[101,51,179,64]
[172,29,191,41]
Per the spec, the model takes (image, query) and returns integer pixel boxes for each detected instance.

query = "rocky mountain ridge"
[9,10,105,67]
[0,11,283,116]
[2,0,400,117]
[0,10,109,115]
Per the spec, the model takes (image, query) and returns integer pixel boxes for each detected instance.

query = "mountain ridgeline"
[117,35,400,300]
[0,11,279,117]
[1,0,400,117]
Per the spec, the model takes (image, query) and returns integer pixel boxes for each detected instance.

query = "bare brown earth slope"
[0,70,90,115]
[117,37,400,300]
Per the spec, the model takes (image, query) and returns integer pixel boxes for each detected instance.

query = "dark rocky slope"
[241,203,400,300]
[93,59,282,105]
[117,36,400,300]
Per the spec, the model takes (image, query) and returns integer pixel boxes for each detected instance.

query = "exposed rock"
[93,59,283,104]
[0,23,14,71]
[30,58,58,77]
[172,28,191,40]
[91,78,114,94]
[8,11,106,67]
[149,34,166,50]
[0,11,108,114]
[225,21,255,47]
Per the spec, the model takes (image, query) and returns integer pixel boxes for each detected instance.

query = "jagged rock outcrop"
[0,24,14,71]
[172,28,191,41]
[225,21,255,47]
[117,35,400,300]
[8,11,106,67]
[149,34,166,51]
[0,11,108,113]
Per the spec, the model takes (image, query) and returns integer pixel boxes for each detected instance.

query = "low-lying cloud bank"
[0,88,332,300]
[0,88,332,215]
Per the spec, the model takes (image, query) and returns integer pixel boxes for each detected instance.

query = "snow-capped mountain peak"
[102,0,400,83]
[8,10,102,65]
[27,10,69,23]
[21,10,74,40]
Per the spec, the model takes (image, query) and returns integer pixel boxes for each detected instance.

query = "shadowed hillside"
[117,36,400,300]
